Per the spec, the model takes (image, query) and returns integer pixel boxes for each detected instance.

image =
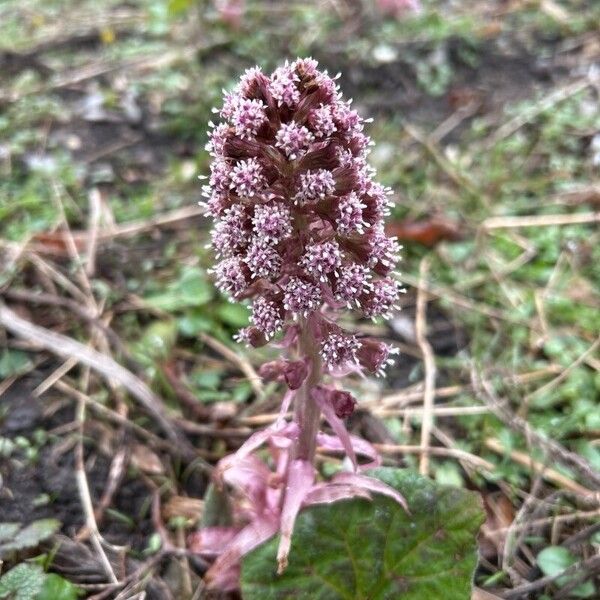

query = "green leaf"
[36,573,79,600]
[0,564,46,600]
[241,468,484,600]
[138,320,178,360]
[0,523,21,543]
[0,350,32,378]
[0,519,61,555]
[215,303,249,328]
[144,267,213,312]
[537,546,596,597]
[537,546,575,577]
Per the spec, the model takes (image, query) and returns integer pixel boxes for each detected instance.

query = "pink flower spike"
[332,472,409,513]
[276,459,315,574]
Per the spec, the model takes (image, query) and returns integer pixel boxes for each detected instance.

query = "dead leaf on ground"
[387,217,464,247]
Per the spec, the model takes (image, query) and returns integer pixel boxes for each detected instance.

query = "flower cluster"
[202,57,402,377]
[195,58,406,591]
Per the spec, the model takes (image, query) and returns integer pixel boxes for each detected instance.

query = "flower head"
[334,263,370,305]
[320,331,361,369]
[231,98,268,139]
[300,241,342,281]
[229,158,266,197]
[251,296,284,338]
[294,169,336,205]
[211,204,250,257]
[252,202,293,243]
[275,122,315,159]
[282,277,322,316]
[269,63,301,107]
[362,278,401,319]
[336,192,367,235]
[212,257,248,298]
[244,239,282,280]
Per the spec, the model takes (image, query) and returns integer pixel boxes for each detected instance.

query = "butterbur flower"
[320,330,361,370]
[229,157,265,197]
[252,202,293,242]
[211,257,248,298]
[275,122,315,159]
[251,296,283,338]
[294,169,336,204]
[356,338,399,376]
[196,58,406,591]
[300,240,342,281]
[231,98,268,139]
[244,238,282,280]
[282,277,322,317]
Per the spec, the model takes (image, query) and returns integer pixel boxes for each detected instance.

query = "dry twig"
[473,368,600,490]
[0,302,194,458]
[415,257,437,476]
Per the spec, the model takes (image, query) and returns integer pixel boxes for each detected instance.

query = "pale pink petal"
[316,432,381,469]
[276,389,296,425]
[329,363,366,378]
[231,420,297,461]
[332,472,409,513]
[276,459,315,574]
[273,324,300,348]
[188,526,238,557]
[206,515,279,591]
[303,483,371,505]
[221,455,271,508]
[314,392,358,471]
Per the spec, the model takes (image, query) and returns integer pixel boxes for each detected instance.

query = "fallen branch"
[473,368,600,491]
[484,438,592,496]
[483,212,600,230]
[0,301,195,459]
[415,257,436,477]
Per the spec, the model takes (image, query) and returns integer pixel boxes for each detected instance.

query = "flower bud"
[282,360,309,390]
[331,390,357,418]
[356,338,395,375]
[258,359,308,390]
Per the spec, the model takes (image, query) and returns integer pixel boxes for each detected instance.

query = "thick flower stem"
[293,317,322,462]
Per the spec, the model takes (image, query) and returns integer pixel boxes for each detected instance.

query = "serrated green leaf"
[0,563,46,600]
[0,519,61,555]
[242,468,484,600]
[36,573,79,600]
